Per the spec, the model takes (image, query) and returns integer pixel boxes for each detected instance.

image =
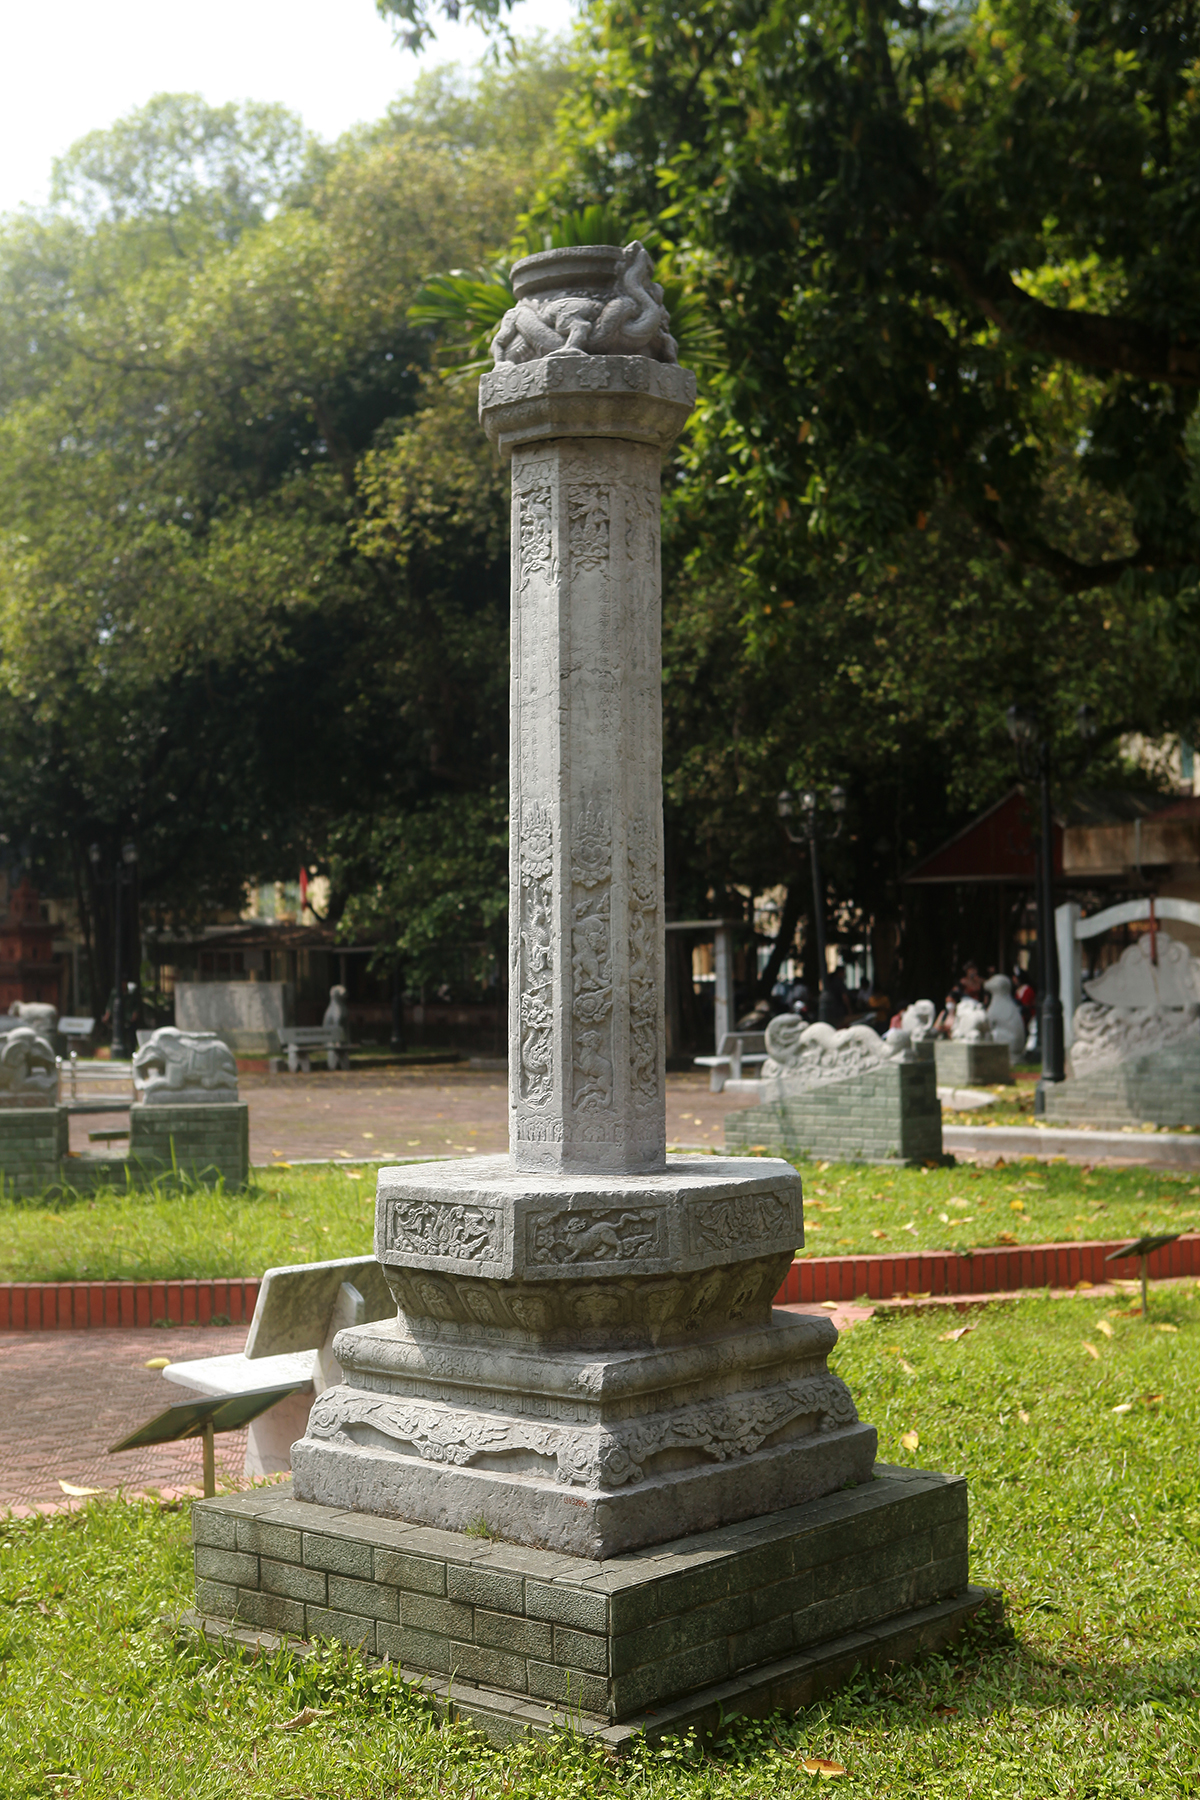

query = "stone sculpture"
[8,1000,58,1037]
[1084,932,1200,1010]
[1069,999,1200,1077]
[0,1026,58,1105]
[491,242,679,367]
[291,243,877,1557]
[950,997,993,1043]
[983,974,1026,1058]
[322,985,349,1039]
[761,1016,904,1092]
[132,1027,239,1105]
[901,999,937,1042]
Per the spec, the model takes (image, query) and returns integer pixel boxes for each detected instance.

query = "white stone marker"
[291,244,876,1557]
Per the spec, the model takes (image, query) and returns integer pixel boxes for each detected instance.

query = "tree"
[528,0,1200,1002]
[0,51,562,1012]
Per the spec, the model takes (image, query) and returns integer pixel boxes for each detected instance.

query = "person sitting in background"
[1013,968,1036,1028]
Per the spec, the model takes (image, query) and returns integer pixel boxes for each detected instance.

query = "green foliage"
[0,49,567,998]
[49,93,315,241]
[376,0,519,54]
[1,1295,1198,1793]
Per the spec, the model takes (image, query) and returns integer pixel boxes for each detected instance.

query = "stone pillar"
[290,244,876,1560]
[479,256,695,1176]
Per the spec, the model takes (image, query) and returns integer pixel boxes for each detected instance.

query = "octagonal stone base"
[291,1153,876,1558]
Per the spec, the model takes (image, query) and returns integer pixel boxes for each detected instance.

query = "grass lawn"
[1,1158,1198,1284]
[1,1292,1196,1796]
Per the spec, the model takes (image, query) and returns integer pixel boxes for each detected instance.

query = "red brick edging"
[3,1235,1197,1329]
[774,1234,1200,1304]
[0,1278,261,1332]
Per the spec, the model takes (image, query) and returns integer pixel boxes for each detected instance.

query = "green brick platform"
[185,1462,985,1748]
[0,1101,249,1194]
[724,1061,943,1166]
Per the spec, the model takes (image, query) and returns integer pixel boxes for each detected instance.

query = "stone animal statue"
[8,1000,58,1037]
[950,997,993,1043]
[983,974,1026,1057]
[133,1028,238,1105]
[491,241,679,366]
[900,1000,937,1042]
[1084,932,1200,1010]
[323,985,349,1039]
[0,1026,57,1100]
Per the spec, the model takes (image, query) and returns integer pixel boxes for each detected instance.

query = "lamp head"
[121,841,137,867]
[829,783,848,816]
[776,788,796,821]
[88,843,101,869]
[1005,705,1038,749]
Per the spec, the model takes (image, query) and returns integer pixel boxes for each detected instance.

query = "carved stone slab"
[374,1154,803,1282]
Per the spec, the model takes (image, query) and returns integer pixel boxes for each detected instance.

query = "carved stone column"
[290,245,877,1559]
[482,326,693,1174]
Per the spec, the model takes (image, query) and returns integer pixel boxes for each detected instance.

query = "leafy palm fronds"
[408,268,514,377]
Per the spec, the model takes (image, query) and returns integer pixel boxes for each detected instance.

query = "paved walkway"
[68,1068,752,1166]
[1,1323,250,1514]
[1,1303,872,1515]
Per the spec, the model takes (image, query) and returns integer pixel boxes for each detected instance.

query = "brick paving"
[0,1323,250,1514]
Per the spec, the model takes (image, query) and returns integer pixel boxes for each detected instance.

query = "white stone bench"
[694,1031,768,1093]
[273,1026,351,1074]
[162,1253,394,1476]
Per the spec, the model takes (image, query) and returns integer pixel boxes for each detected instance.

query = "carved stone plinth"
[291,1154,876,1557]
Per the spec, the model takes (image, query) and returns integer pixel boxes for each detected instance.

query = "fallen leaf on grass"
[1144,1393,1164,1405]
[1010,1199,1025,1212]
[1018,1409,1030,1424]
[995,1231,1019,1245]
[871,1229,888,1240]
[58,1481,105,1497]
[344,1171,363,1180]
[900,1359,917,1375]
[902,1221,917,1234]
[275,1708,331,1732]
[934,1704,959,1716]
[1096,1319,1114,1339]
[1112,1402,1134,1414]
[144,1357,171,1370]
[939,1325,975,1343]
[1075,1279,1094,1291]
[900,1430,920,1451]
[802,1757,847,1779]
[1083,1342,1101,1359]
[1155,1323,1179,1333]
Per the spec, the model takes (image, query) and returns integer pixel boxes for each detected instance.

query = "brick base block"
[188,1463,970,1740]
[725,1061,943,1165]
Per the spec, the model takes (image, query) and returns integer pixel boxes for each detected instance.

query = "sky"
[0,0,577,217]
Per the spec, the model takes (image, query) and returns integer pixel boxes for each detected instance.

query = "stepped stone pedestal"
[191,241,977,1740]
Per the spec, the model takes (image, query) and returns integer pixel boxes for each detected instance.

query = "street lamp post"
[90,840,139,1059]
[777,785,847,1027]
[1005,708,1064,1103]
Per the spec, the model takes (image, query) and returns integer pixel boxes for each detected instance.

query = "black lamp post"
[90,840,138,1059]
[777,784,847,1027]
[1005,707,1064,1102]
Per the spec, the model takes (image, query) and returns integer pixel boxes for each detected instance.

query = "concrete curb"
[944,1122,1200,1166]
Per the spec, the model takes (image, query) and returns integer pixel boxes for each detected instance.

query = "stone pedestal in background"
[0,1105,68,1194]
[934,1041,1012,1087]
[723,1020,943,1166]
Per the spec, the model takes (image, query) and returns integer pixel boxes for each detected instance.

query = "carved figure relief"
[380,1199,500,1263]
[0,1026,57,1101]
[570,803,613,1109]
[627,814,659,1105]
[491,241,679,366]
[132,1028,238,1103]
[517,801,555,1107]
[527,1207,661,1266]
[689,1190,794,1256]
[568,485,610,575]
[517,484,555,593]
[306,1371,858,1492]
[1084,931,1200,1010]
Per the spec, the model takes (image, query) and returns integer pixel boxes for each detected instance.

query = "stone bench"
[273,1027,351,1074]
[694,1030,768,1093]
[162,1254,394,1476]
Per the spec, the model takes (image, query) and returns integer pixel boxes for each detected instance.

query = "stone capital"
[479,355,696,459]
